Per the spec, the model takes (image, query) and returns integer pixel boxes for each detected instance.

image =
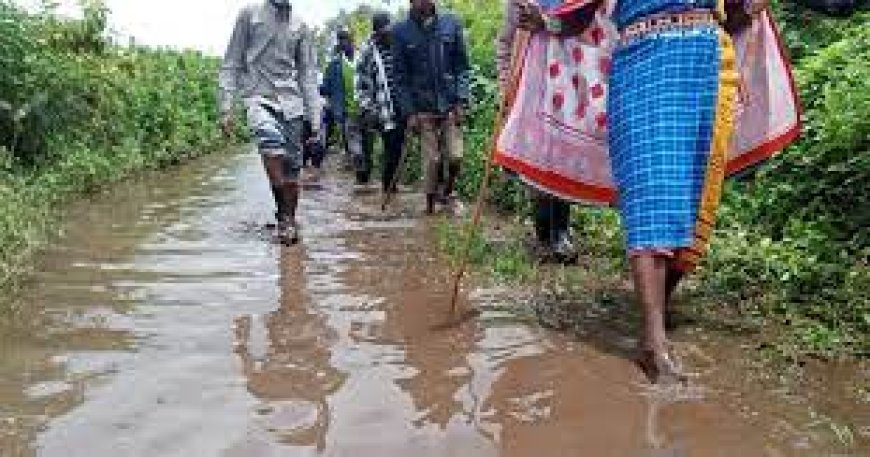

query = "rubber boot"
[444,161,461,202]
[271,185,287,220]
[426,194,436,215]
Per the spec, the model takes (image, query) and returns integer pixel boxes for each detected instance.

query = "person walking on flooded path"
[392,0,471,215]
[603,0,769,384]
[218,0,321,244]
[504,0,800,383]
[355,12,406,195]
[321,30,360,176]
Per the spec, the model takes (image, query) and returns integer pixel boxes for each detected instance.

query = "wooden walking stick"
[446,123,501,317]
[381,127,417,211]
[447,30,531,318]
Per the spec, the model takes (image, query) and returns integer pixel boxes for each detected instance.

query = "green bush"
[0,1,226,290]
[751,22,870,250]
[699,21,870,354]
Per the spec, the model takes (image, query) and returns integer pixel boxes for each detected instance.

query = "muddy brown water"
[0,151,866,456]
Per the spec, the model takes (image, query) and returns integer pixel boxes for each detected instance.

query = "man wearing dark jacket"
[320,31,356,162]
[392,0,471,214]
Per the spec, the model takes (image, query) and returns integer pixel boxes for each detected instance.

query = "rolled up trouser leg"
[443,117,464,197]
[444,117,464,163]
[248,103,304,215]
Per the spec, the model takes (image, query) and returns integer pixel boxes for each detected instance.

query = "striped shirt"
[354,36,400,129]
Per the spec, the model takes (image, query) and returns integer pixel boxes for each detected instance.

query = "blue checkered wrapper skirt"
[607,27,722,250]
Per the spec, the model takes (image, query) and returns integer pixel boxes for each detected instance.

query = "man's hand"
[450,106,466,125]
[220,115,235,138]
[407,114,422,133]
[516,0,545,33]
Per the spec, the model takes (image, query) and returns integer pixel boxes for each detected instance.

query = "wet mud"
[0,151,866,456]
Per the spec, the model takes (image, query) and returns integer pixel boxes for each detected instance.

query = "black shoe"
[551,230,578,264]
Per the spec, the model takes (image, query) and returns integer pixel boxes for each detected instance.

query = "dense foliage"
[703,8,870,356]
[0,1,225,289]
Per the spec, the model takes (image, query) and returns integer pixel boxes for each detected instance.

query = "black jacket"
[391,11,471,116]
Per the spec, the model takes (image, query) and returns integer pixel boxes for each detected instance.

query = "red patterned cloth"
[494,8,801,205]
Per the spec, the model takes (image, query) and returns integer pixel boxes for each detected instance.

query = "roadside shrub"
[0,1,226,290]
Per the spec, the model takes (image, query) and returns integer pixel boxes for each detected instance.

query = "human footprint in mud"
[219,0,321,244]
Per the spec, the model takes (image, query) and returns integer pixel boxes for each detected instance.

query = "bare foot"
[636,348,688,385]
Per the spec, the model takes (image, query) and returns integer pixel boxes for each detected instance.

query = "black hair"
[372,11,391,31]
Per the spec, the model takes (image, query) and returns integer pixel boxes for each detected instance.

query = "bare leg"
[630,254,668,354]
[630,254,685,383]
[664,265,684,331]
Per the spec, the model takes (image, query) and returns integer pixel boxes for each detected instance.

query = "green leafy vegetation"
[0,1,228,291]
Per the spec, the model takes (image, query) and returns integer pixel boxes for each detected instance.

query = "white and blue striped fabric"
[607,25,722,250]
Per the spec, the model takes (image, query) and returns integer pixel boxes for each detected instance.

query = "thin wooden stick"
[449,31,531,316]
[381,128,416,211]
[447,129,499,315]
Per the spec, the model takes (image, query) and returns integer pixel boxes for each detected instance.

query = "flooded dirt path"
[0,151,865,456]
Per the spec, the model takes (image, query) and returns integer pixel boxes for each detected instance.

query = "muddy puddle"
[0,151,866,456]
